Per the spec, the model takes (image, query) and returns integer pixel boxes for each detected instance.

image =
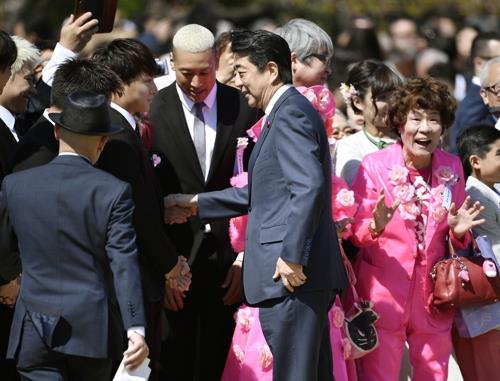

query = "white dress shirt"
[110,102,137,130]
[264,84,293,116]
[0,105,19,142]
[176,83,217,181]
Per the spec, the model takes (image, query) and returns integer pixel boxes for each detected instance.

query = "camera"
[155,57,169,76]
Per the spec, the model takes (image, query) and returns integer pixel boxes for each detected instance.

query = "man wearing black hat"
[0,91,149,380]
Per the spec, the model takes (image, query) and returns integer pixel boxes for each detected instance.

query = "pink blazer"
[350,143,468,326]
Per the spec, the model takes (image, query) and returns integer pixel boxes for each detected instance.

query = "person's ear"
[469,154,481,171]
[53,125,61,141]
[291,51,299,74]
[267,61,279,84]
[170,51,176,71]
[352,95,364,111]
[98,136,109,153]
[479,88,489,106]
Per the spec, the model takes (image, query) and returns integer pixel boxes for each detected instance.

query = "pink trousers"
[356,261,454,381]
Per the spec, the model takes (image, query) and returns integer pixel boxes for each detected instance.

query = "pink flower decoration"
[436,166,458,185]
[230,172,248,188]
[336,189,355,208]
[233,344,245,364]
[342,337,352,360]
[331,176,358,222]
[331,306,345,328]
[398,202,420,220]
[151,154,161,167]
[297,85,336,123]
[458,270,470,282]
[388,165,409,186]
[432,205,447,222]
[258,345,273,369]
[393,184,416,203]
[236,307,254,332]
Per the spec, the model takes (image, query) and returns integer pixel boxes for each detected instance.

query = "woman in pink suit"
[350,77,485,381]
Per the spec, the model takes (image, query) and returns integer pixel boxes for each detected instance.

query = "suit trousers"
[452,326,500,381]
[259,290,335,381]
[15,317,111,381]
[357,262,453,381]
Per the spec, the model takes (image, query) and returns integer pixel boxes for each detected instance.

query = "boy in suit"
[0,91,149,380]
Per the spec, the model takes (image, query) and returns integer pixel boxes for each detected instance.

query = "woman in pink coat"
[350,77,485,381]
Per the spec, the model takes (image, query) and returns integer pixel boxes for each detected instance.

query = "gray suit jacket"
[466,176,500,262]
[198,87,347,305]
[0,155,145,360]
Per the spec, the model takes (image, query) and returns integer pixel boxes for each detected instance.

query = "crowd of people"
[0,6,499,381]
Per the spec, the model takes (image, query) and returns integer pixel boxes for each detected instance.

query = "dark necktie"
[192,102,206,178]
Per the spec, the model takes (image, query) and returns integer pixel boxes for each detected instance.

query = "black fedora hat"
[49,91,122,136]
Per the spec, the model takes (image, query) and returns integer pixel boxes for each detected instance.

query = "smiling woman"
[349,77,486,381]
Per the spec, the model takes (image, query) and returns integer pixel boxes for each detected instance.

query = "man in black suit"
[0,91,149,380]
[92,39,190,381]
[149,24,260,380]
[166,30,347,381]
[449,32,500,153]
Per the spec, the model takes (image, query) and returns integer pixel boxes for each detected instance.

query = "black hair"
[230,30,292,84]
[457,124,500,178]
[51,59,123,109]
[92,39,157,85]
[0,30,17,70]
[470,32,500,60]
[346,59,404,115]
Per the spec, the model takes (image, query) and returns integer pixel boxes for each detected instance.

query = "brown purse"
[430,237,500,310]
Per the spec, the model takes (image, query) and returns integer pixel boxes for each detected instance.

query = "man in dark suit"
[167,30,348,381]
[149,24,260,380]
[92,39,190,381]
[449,32,500,153]
[0,91,149,380]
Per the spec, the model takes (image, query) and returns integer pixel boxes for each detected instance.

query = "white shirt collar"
[467,176,500,203]
[472,76,481,86]
[43,109,56,126]
[176,82,217,112]
[264,84,293,116]
[0,105,18,141]
[58,152,92,163]
[110,102,137,130]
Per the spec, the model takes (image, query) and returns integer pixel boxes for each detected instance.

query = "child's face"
[476,139,500,186]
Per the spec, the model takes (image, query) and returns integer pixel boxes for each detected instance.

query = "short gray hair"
[10,36,40,74]
[172,24,215,53]
[275,18,333,63]
[480,56,500,88]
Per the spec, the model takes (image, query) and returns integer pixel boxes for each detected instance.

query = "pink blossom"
[393,184,416,203]
[398,202,420,220]
[436,166,458,185]
[302,88,318,108]
[258,345,273,369]
[236,137,249,149]
[432,205,447,222]
[230,172,248,188]
[297,85,336,122]
[342,337,352,360]
[233,344,245,364]
[331,306,345,328]
[458,270,470,282]
[388,165,409,186]
[151,154,161,167]
[331,176,358,222]
[236,307,254,332]
[336,189,355,207]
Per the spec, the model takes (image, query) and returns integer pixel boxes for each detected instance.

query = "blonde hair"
[10,35,40,74]
[173,24,215,53]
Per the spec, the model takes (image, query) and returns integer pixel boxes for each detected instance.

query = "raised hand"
[59,13,99,52]
[272,257,307,293]
[448,196,485,239]
[371,189,400,234]
[123,331,149,370]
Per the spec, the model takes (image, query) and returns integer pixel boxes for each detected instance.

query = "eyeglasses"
[304,53,331,66]
[483,83,500,97]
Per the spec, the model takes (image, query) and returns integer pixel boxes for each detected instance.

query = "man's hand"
[272,257,306,293]
[164,194,198,208]
[448,196,485,239]
[164,205,196,225]
[222,257,243,305]
[59,13,99,52]
[123,332,149,370]
[163,283,186,311]
[0,276,20,307]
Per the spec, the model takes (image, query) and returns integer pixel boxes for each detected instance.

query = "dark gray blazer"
[199,87,347,305]
[0,155,145,360]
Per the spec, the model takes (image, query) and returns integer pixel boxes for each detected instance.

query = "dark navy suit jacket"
[0,155,145,360]
[198,87,347,305]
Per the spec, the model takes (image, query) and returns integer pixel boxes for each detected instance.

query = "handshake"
[163,194,199,225]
